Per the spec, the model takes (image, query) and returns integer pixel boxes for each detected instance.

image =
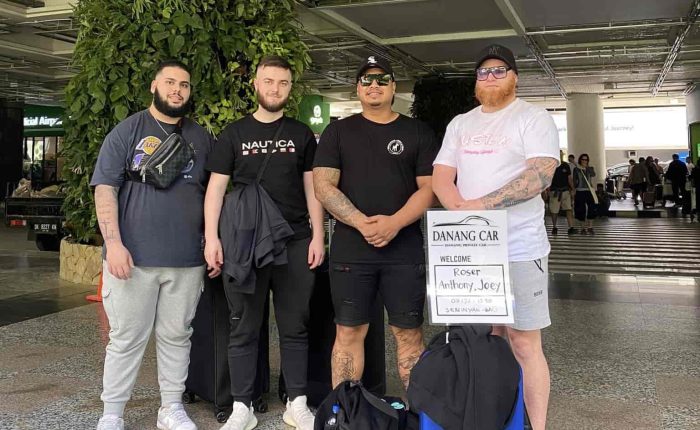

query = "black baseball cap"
[355,56,395,82]
[474,44,518,74]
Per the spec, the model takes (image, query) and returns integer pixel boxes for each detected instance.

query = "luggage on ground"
[407,325,522,430]
[184,275,270,423]
[643,186,656,208]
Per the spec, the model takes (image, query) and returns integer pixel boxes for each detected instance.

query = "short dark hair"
[155,59,190,78]
[672,153,679,160]
[257,55,292,75]
[639,157,645,163]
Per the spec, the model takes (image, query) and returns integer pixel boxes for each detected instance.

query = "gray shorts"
[508,256,550,331]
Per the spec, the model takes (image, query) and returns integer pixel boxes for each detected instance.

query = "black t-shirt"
[313,114,438,264]
[550,163,571,190]
[206,115,317,239]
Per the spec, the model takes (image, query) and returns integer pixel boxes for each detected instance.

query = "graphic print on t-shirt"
[131,136,162,169]
[460,133,508,155]
[387,139,404,155]
[240,138,296,156]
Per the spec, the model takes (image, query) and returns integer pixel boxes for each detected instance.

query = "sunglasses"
[580,159,589,162]
[359,73,393,86]
[476,66,512,81]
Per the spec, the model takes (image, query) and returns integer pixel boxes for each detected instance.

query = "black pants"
[223,237,315,405]
[574,190,597,222]
[672,180,686,203]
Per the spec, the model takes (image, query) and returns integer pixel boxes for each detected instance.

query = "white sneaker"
[220,401,257,430]
[157,403,197,430]
[96,415,124,430]
[283,395,315,430]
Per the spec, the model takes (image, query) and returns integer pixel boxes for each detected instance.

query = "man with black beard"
[204,55,323,430]
[432,45,559,430]
[91,60,213,430]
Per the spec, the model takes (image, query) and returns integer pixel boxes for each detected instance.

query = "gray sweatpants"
[100,263,205,416]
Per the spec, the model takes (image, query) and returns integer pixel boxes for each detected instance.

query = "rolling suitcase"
[642,188,656,209]
[278,265,387,408]
[184,275,270,423]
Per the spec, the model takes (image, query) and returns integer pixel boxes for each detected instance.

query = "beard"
[475,79,516,107]
[153,88,192,118]
[257,91,288,113]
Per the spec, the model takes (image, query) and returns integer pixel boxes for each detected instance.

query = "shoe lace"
[227,404,251,427]
[292,402,315,424]
[166,408,190,424]
[98,416,122,429]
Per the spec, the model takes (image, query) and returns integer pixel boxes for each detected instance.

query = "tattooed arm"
[460,157,558,210]
[313,167,371,233]
[95,184,133,280]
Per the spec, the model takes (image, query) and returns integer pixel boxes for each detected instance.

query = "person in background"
[686,156,695,172]
[628,157,649,206]
[546,151,575,235]
[573,154,597,234]
[666,153,688,205]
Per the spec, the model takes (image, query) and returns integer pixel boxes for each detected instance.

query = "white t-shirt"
[433,98,560,262]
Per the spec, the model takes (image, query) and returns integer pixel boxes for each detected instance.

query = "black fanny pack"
[126,118,194,189]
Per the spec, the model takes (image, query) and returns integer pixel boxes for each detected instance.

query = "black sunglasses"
[359,73,393,86]
[476,66,512,81]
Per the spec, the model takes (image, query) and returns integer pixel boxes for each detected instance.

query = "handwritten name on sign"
[426,210,514,324]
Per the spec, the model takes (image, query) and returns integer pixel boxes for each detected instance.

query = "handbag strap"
[256,118,286,184]
[579,168,599,204]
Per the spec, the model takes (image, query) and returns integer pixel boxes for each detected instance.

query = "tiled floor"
[0,222,698,429]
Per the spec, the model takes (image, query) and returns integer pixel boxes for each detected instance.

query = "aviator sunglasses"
[475,66,512,81]
[359,73,393,86]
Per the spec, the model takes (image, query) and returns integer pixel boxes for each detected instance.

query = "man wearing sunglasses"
[313,56,438,391]
[432,44,559,430]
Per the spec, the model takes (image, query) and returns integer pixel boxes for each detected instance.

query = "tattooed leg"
[391,326,425,391]
[331,324,369,388]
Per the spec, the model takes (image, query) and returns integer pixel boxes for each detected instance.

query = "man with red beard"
[204,55,324,430]
[432,44,559,430]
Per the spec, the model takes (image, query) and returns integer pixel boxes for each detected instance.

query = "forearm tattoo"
[313,167,362,226]
[95,185,121,244]
[481,157,557,209]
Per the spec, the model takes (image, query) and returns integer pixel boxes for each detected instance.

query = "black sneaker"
[588,228,595,235]
[551,227,558,236]
[580,228,588,235]
[567,227,576,235]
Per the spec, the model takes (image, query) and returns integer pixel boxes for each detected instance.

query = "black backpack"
[407,325,520,430]
[314,381,399,430]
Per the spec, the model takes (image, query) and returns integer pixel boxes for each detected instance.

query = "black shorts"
[329,262,426,329]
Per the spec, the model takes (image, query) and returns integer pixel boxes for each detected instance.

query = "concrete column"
[685,87,700,125]
[566,93,605,185]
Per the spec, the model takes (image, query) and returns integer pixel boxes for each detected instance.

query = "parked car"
[607,162,631,179]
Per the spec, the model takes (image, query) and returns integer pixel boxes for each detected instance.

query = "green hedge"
[61,0,310,244]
